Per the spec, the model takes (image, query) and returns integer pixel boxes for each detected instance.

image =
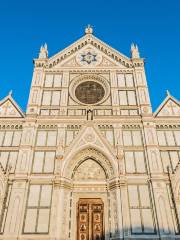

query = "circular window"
[69,74,110,106]
[75,81,105,104]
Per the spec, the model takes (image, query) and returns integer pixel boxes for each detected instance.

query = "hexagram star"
[81,52,97,64]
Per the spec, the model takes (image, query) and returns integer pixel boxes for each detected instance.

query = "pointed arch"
[62,147,117,179]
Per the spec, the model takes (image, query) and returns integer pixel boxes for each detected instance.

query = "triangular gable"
[0,94,25,118]
[64,122,116,160]
[46,33,133,68]
[54,44,124,68]
[154,94,180,117]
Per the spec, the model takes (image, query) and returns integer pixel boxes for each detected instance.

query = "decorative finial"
[131,43,140,58]
[8,90,12,96]
[38,43,48,59]
[166,90,170,96]
[85,24,93,34]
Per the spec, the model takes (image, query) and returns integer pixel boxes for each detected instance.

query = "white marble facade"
[0,26,180,240]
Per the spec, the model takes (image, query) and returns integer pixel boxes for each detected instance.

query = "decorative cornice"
[156,124,180,129]
[122,124,141,129]
[37,124,58,129]
[0,124,23,129]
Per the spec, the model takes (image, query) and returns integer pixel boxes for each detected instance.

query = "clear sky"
[0,0,179,111]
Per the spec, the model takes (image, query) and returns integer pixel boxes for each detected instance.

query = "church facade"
[0,26,180,240]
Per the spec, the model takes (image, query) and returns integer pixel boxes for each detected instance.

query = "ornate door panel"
[77,199,104,240]
[78,203,89,240]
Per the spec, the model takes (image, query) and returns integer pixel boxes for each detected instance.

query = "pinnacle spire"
[166,90,170,96]
[38,43,48,59]
[8,90,12,96]
[131,43,140,58]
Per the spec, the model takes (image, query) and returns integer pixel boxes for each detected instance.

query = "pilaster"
[120,183,130,238]
[4,181,27,235]
[133,61,152,116]
[152,181,176,237]
[26,65,45,116]
[16,121,37,175]
[59,71,69,116]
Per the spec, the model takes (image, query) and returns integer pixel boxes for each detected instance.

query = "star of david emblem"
[81,51,97,64]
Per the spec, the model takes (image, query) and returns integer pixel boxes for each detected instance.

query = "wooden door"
[77,198,104,240]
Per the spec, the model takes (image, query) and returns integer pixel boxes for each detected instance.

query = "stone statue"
[85,24,93,34]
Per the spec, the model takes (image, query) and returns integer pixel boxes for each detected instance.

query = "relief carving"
[73,159,106,180]
[85,133,95,143]
[99,57,116,67]
[76,48,102,66]
[61,57,80,67]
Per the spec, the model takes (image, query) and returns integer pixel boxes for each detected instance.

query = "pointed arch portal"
[62,147,116,240]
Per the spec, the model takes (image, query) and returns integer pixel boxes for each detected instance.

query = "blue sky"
[0,0,179,111]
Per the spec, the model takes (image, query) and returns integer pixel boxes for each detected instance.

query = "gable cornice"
[34,34,144,68]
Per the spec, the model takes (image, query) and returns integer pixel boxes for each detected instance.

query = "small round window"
[75,81,105,104]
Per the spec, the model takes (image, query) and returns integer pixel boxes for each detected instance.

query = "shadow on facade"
[99,227,180,240]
